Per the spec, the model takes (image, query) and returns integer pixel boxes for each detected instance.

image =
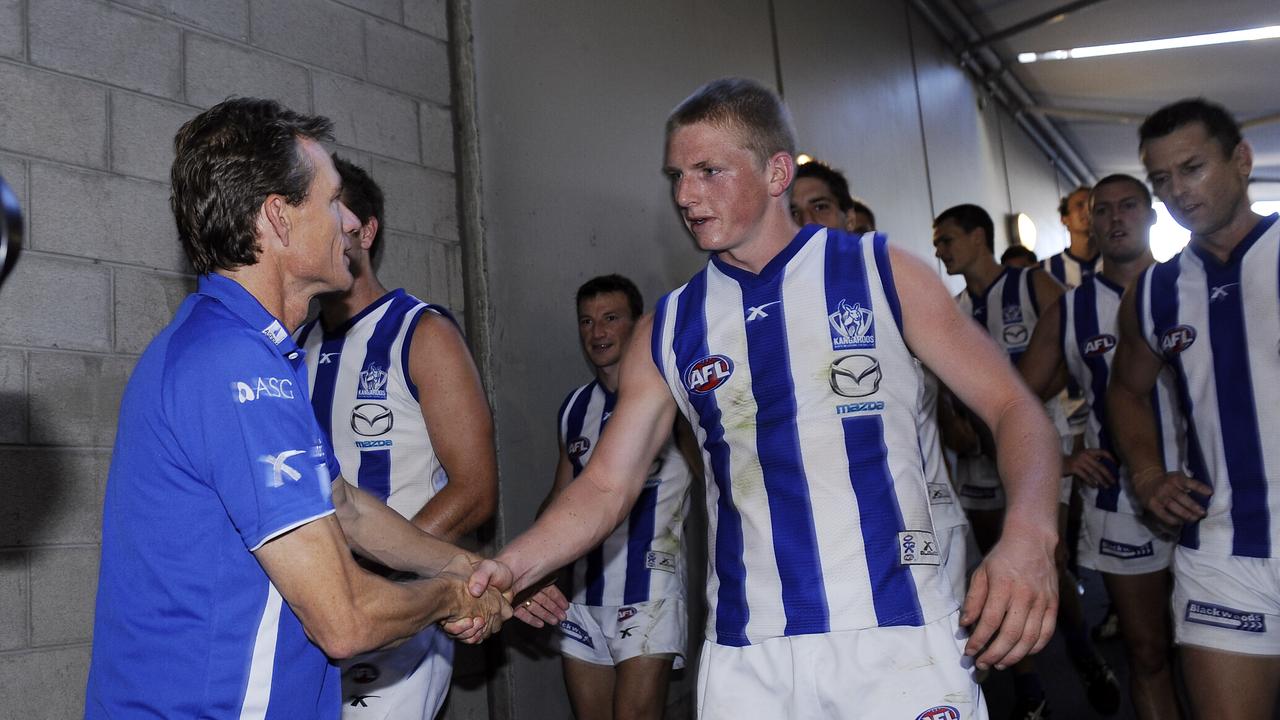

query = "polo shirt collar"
[197,273,302,357]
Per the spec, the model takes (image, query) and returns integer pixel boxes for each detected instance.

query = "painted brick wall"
[0,0,464,716]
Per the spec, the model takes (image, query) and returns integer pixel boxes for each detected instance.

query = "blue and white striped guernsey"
[1042,249,1101,290]
[957,266,1042,365]
[1136,213,1280,558]
[557,381,693,606]
[1061,275,1185,516]
[296,289,452,520]
[650,224,955,647]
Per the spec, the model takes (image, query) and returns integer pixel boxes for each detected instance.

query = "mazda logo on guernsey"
[684,355,734,394]
[1160,324,1197,356]
[829,354,882,398]
[351,404,393,436]
[1083,333,1117,357]
[1002,323,1028,346]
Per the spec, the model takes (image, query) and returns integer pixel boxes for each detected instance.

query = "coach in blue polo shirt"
[84,99,510,719]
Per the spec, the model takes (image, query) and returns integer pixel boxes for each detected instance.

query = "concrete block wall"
[0,0,462,715]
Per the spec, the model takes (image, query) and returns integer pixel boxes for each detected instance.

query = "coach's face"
[1141,121,1252,239]
[288,138,361,293]
[1090,181,1154,265]
[664,121,783,255]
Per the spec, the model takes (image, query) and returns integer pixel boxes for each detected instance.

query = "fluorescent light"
[1018,25,1280,63]
[796,153,813,165]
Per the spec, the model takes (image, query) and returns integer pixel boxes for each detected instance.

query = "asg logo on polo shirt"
[1083,333,1117,356]
[1160,325,1197,356]
[828,298,875,350]
[233,377,295,403]
[684,355,733,394]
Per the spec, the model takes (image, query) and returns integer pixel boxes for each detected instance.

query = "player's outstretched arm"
[407,312,499,542]
[255,514,511,656]
[469,314,679,599]
[890,245,1059,671]
[331,475,479,576]
[1107,282,1210,524]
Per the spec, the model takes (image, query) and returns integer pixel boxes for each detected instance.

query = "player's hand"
[513,582,570,628]
[1064,448,1116,488]
[960,520,1058,672]
[1133,468,1211,526]
[439,574,512,644]
[467,557,514,598]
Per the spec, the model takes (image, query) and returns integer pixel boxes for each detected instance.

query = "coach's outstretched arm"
[1107,284,1211,525]
[468,314,680,599]
[891,245,1061,672]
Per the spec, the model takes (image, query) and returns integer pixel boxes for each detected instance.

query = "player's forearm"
[410,482,498,543]
[991,396,1061,535]
[332,479,476,575]
[499,472,636,595]
[1106,381,1163,475]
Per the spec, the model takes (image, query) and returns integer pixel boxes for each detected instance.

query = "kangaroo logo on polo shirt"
[828,299,875,350]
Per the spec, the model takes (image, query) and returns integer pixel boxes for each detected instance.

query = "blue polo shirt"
[86,274,342,719]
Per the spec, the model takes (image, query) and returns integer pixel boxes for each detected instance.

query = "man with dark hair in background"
[933,203,1120,719]
[789,160,876,234]
[471,77,1063,719]
[1020,174,1182,720]
[539,273,698,720]
[294,156,522,719]
[1000,244,1039,269]
[85,98,509,719]
[1111,97,1280,720]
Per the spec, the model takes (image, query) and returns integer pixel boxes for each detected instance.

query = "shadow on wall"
[0,393,90,551]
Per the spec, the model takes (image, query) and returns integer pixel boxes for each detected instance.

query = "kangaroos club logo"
[684,354,734,394]
[1160,324,1197,356]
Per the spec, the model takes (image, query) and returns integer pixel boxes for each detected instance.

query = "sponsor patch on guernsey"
[898,530,940,566]
[1099,538,1153,559]
[1185,601,1265,633]
[558,620,595,648]
[645,550,676,573]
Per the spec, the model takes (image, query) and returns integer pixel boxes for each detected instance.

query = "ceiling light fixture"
[1017,24,1280,63]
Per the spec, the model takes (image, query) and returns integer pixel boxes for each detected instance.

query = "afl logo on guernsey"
[684,355,734,394]
[1160,324,1197,356]
[567,436,591,459]
[1083,333,1117,356]
[829,354,882,397]
[915,707,959,720]
[828,298,875,349]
